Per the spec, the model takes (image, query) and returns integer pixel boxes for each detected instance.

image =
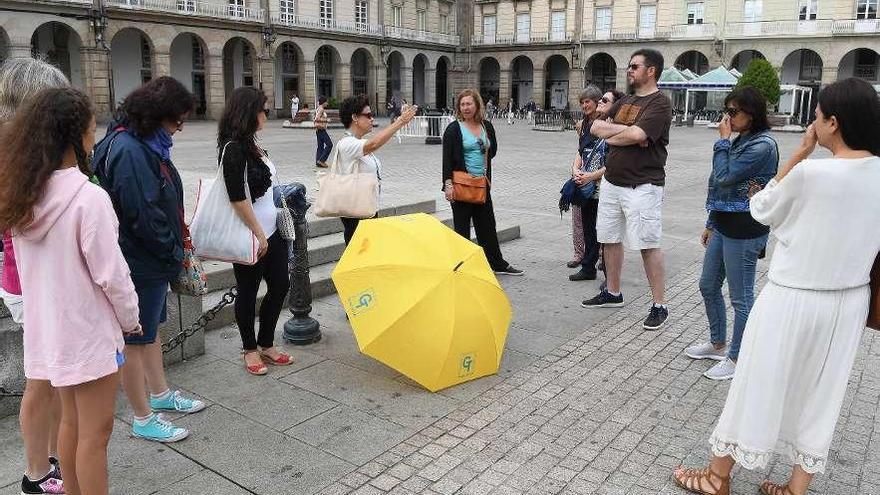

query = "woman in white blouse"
[334,94,417,245]
[673,78,880,495]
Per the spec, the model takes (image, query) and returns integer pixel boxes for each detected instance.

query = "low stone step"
[305,199,436,239]
[200,222,522,332]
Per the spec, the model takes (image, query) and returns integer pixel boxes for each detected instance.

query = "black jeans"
[580,198,601,275]
[316,129,333,164]
[451,197,508,271]
[341,214,378,246]
[232,232,290,350]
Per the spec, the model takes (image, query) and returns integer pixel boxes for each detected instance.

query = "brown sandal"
[672,466,730,495]
[760,480,796,495]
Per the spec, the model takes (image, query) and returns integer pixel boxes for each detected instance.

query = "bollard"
[280,184,321,345]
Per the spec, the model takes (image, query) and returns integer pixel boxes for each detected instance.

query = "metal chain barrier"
[161,287,237,354]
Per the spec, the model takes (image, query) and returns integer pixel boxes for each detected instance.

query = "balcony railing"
[271,13,384,37]
[833,18,880,34]
[471,31,574,46]
[384,26,460,45]
[32,0,94,5]
[670,23,716,38]
[108,0,264,22]
[726,19,837,37]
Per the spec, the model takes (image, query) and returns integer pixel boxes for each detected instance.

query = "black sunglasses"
[628,63,644,71]
[359,112,374,120]
[262,108,270,116]
[724,107,741,117]
[476,138,486,155]
[599,97,611,104]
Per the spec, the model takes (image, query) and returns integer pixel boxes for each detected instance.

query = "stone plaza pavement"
[1,121,878,495]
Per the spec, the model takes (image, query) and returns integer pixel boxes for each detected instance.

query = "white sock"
[653,303,667,309]
[150,389,172,400]
[134,413,154,426]
[607,291,621,297]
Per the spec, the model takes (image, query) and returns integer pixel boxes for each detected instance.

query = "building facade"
[1,0,462,118]
[1,0,878,118]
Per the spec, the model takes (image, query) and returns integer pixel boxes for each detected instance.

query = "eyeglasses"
[627,63,644,71]
[476,138,487,155]
[174,120,184,132]
[724,107,741,117]
[359,112,374,120]
[262,109,270,117]
[599,97,611,104]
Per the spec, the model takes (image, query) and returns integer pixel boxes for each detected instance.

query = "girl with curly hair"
[92,76,205,443]
[0,87,142,495]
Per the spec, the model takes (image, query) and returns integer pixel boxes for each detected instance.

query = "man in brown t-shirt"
[582,49,672,332]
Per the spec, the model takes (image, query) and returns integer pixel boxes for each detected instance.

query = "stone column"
[532,68,544,108]
[820,65,837,85]
[402,66,413,103]
[9,43,32,59]
[258,53,275,113]
[207,49,226,120]
[303,60,316,108]
[80,47,113,119]
[616,66,627,92]
[154,51,171,78]
[336,62,351,101]
[375,63,388,115]
[425,68,436,108]
[568,66,584,108]
[499,68,510,108]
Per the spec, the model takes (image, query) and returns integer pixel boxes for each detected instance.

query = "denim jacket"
[705,130,778,229]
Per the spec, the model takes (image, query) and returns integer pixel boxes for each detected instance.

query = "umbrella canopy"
[331,213,512,392]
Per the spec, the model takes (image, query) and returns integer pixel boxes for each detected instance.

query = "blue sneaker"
[149,390,206,414]
[132,414,189,443]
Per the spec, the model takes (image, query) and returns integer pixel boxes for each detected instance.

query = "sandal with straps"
[760,480,796,495]
[672,466,730,495]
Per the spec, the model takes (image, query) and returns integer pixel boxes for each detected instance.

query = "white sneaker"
[704,358,737,381]
[685,342,727,361]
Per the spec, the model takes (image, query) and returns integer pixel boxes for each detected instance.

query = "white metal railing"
[471,32,574,46]
[396,115,454,140]
[833,18,880,34]
[271,13,384,36]
[108,0,264,22]
[384,26,459,45]
[670,23,716,38]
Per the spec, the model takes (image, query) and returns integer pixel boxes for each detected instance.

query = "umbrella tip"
[453,261,464,272]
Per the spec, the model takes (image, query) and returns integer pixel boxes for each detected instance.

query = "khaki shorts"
[596,178,664,250]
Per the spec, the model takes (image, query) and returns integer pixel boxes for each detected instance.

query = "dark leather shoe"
[569,270,597,281]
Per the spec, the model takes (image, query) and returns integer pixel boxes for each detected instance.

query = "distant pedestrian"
[582,49,672,332]
[0,86,142,495]
[673,77,880,495]
[506,98,514,125]
[0,56,68,495]
[315,96,333,168]
[290,93,299,118]
[217,87,292,376]
[93,76,205,444]
[443,89,522,276]
[686,87,778,381]
[335,94,417,244]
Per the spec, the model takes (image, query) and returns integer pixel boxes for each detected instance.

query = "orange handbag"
[868,253,880,330]
[452,171,489,204]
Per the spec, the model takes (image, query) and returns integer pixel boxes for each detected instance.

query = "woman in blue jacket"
[685,87,778,381]
[93,77,205,443]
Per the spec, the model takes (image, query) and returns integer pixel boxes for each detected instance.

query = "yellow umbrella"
[331,213,512,392]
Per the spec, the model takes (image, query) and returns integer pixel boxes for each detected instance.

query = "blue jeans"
[316,129,333,164]
[699,231,767,361]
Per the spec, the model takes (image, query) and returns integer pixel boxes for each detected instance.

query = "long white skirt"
[709,281,870,474]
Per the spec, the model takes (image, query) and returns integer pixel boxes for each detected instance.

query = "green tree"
[735,58,781,106]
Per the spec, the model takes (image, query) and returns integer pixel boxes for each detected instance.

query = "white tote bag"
[313,145,379,219]
[190,143,259,265]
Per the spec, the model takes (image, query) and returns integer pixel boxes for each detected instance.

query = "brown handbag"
[868,253,880,330]
[452,171,489,204]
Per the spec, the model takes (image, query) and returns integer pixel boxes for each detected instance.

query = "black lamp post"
[281,184,322,345]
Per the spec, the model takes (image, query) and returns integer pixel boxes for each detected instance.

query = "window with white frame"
[857,0,878,19]
[483,15,496,43]
[440,13,449,33]
[516,13,530,43]
[798,0,818,20]
[279,0,295,23]
[687,2,705,24]
[319,0,333,26]
[228,0,245,17]
[392,6,402,27]
[355,0,368,28]
[550,11,566,40]
[595,7,612,38]
[418,10,427,31]
[639,5,656,37]
[743,0,763,22]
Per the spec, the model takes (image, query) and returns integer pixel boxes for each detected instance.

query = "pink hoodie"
[12,168,140,387]
[1,231,20,295]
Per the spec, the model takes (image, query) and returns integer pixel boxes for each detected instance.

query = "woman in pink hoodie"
[0,88,141,495]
